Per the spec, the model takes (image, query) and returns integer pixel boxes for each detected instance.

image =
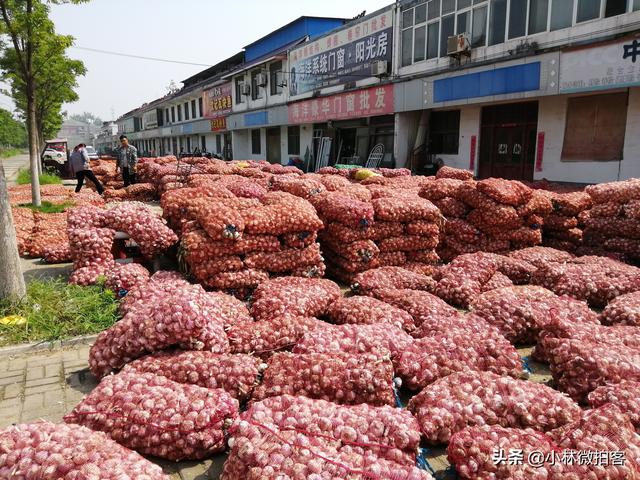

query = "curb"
[0,334,97,358]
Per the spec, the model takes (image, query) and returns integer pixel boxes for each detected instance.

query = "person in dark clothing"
[71,144,104,194]
[114,135,138,187]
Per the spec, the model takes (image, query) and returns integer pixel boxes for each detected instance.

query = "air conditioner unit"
[447,33,470,56]
[371,60,389,77]
[240,84,251,96]
[256,73,268,87]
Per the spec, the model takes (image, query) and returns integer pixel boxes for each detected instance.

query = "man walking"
[114,135,138,186]
[71,144,104,194]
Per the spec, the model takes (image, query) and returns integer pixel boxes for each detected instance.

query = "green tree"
[0,0,87,206]
[0,107,26,147]
[69,111,102,126]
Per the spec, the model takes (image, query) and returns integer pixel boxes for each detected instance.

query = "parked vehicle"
[41,138,71,178]
[85,146,99,160]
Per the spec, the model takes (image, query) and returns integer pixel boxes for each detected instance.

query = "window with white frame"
[251,70,263,101]
[270,61,283,96]
[235,77,245,104]
[400,0,639,67]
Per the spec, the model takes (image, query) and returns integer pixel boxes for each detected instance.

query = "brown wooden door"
[266,128,281,164]
[479,102,538,181]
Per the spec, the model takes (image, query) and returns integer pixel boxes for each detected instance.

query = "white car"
[85,146,99,160]
[42,147,67,165]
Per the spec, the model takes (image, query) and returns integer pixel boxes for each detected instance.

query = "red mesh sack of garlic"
[534,318,640,363]
[378,251,408,266]
[327,295,415,330]
[476,178,532,206]
[68,227,115,269]
[419,178,465,200]
[181,230,280,263]
[546,338,640,402]
[11,206,34,255]
[549,191,592,216]
[482,271,514,291]
[227,315,325,356]
[310,190,374,228]
[588,380,640,431]
[65,371,239,461]
[69,264,114,286]
[190,256,244,281]
[199,268,270,291]
[590,201,624,218]
[532,256,640,307]
[585,178,640,204]
[118,269,188,315]
[27,212,68,258]
[600,290,640,326]
[292,323,414,358]
[225,179,268,199]
[509,245,574,268]
[160,186,234,226]
[393,329,522,391]
[103,202,178,256]
[625,199,640,218]
[405,219,441,237]
[242,194,324,235]
[368,288,459,334]
[409,312,504,341]
[270,175,326,199]
[250,277,341,322]
[320,237,380,263]
[544,213,579,231]
[41,243,72,263]
[378,235,439,252]
[290,262,326,278]
[469,285,598,344]
[104,263,150,296]
[244,243,323,273]
[436,166,474,180]
[548,404,640,479]
[351,266,437,294]
[67,205,107,228]
[0,421,170,479]
[239,394,421,466]
[281,230,318,249]
[435,252,501,307]
[371,196,442,224]
[447,425,565,479]
[122,351,261,401]
[193,198,248,240]
[222,420,435,480]
[251,352,396,406]
[408,371,581,444]
[432,197,469,217]
[88,286,229,378]
[603,237,640,257]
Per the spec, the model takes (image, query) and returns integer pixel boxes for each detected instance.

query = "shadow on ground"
[21,258,72,283]
[66,368,98,394]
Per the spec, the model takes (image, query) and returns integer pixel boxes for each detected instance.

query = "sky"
[0,0,393,121]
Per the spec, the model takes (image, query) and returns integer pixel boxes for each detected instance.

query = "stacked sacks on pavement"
[310,189,444,283]
[0,421,171,478]
[583,178,640,260]
[67,202,177,286]
[419,172,547,261]
[177,190,325,296]
[538,190,592,252]
[222,395,434,479]
[447,404,640,479]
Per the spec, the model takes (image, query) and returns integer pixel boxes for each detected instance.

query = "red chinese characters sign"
[210,118,227,132]
[203,83,232,119]
[288,84,394,124]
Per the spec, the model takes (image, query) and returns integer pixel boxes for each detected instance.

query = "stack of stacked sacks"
[89,158,122,189]
[222,395,434,479]
[447,404,640,479]
[10,206,34,256]
[88,272,235,378]
[583,178,640,260]
[310,189,443,283]
[67,203,177,286]
[419,173,547,261]
[346,266,523,391]
[178,191,325,296]
[536,189,592,252]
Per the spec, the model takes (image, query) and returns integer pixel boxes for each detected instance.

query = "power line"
[70,46,213,67]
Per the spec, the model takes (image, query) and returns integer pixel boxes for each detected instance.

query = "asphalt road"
[1,153,29,184]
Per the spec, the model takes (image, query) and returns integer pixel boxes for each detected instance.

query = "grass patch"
[16,168,62,185]
[0,147,24,158]
[18,200,75,213]
[0,279,119,347]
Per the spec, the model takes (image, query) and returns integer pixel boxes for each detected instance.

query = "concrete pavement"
[1,153,29,184]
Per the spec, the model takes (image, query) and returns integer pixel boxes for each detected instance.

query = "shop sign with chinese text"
[210,118,227,132]
[288,84,393,124]
[288,8,393,96]
[559,38,640,93]
[203,83,233,118]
